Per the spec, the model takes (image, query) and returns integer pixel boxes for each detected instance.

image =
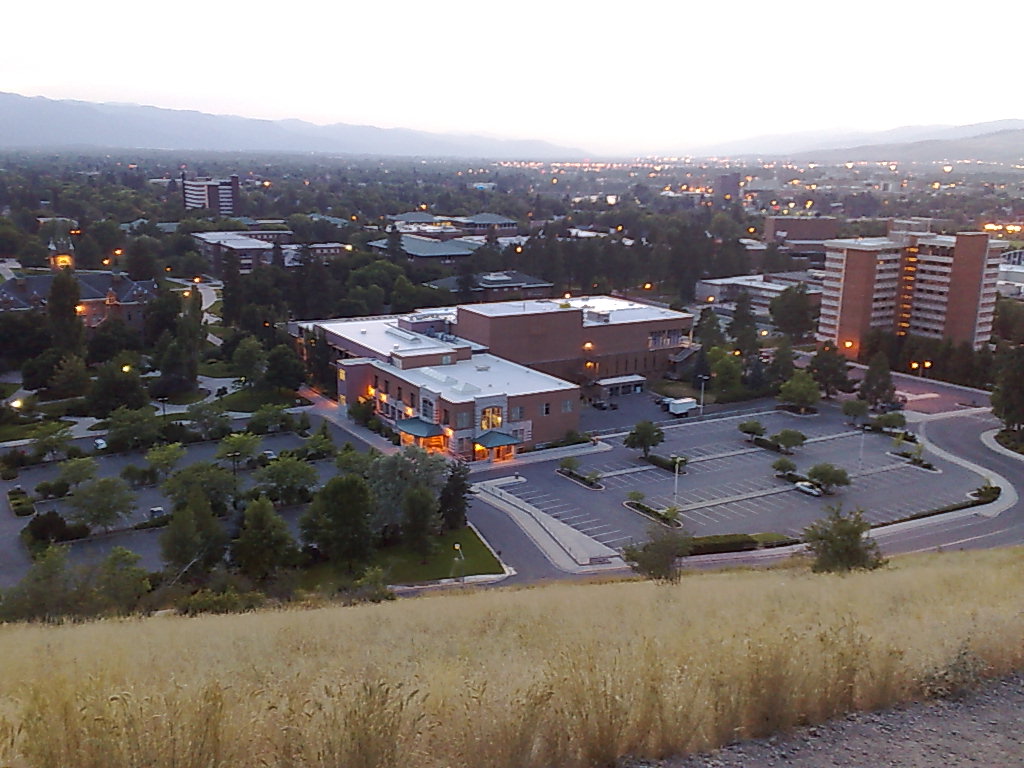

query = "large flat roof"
[461,295,691,325]
[365,353,577,402]
[302,316,466,358]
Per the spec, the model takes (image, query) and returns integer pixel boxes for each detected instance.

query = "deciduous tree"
[806,463,851,494]
[778,369,820,413]
[860,352,897,408]
[67,476,135,532]
[622,525,692,583]
[300,475,374,570]
[624,420,665,458]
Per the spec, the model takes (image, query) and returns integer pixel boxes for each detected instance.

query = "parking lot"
[501,406,983,547]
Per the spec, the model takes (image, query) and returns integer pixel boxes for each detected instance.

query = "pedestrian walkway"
[297,386,399,455]
[473,476,622,572]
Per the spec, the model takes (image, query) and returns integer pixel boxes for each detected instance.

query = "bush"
[25,510,89,547]
[176,587,265,616]
[623,526,692,583]
[753,435,783,452]
[803,505,885,573]
[0,466,17,481]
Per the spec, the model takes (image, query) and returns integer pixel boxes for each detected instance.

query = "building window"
[562,399,573,413]
[542,403,551,416]
[383,379,390,395]
[481,406,502,430]
[397,386,403,402]
[510,405,524,420]
[442,355,452,365]
[456,412,470,429]
[421,398,434,421]
[373,374,379,389]
[442,408,450,425]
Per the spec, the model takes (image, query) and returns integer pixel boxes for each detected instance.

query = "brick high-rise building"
[817,221,1005,359]
[182,175,240,216]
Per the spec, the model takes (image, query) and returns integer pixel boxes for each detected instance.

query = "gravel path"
[628,674,1024,768]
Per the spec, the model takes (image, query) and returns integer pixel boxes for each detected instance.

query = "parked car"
[592,400,618,410]
[261,450,277,461]
[795,481,822,497]
[93,438,107,451]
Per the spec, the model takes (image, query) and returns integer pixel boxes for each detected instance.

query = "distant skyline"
[3,0,1020,156]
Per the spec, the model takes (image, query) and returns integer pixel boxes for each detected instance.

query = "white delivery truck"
[667,397,698,417]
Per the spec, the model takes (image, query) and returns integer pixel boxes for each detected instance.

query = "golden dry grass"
[1,548,1023,767]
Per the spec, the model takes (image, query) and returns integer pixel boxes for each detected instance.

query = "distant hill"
[0,92,586,159]
[790,128,1024,164]
[690,119,1024,162]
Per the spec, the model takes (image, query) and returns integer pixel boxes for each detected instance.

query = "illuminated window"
[481,406,502,430]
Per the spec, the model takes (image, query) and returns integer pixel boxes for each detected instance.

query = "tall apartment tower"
[182,174,240,216]
[817,220,1005,359]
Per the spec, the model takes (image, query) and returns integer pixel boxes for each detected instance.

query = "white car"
[795,481,822,497]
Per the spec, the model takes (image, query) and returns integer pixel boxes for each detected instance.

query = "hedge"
[644,454,687,472]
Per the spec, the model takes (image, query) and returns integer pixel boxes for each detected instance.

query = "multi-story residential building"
[816,221,1006,359]
[182,175,240,216]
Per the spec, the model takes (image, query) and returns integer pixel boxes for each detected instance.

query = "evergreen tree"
[438,461,472,531]
[860,352,897,407]
[992,346,1024,435]
[47,267,83,355]
[769,283,816,340]
[232,496,295,581]
[727,291,759,357]
[808,342,851,398]
[766,337,795,385]
[694,306,725,348]
[402,485,439,558]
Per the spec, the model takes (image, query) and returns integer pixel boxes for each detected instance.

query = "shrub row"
[644,454,687,472]
[556,468,603,489]
[7,488,35,517]
[689,533,760,555]
[625,500,681,527]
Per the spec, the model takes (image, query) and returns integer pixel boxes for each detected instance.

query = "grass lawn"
[299,526,502,590]
[0,383,18,400]
[649,378,716,403]
[198,360,237,378]
[216,387,308,413]
[381,526,502,584]
[206,300,223,317]
[164,389,209,406]
[0,419,73,443]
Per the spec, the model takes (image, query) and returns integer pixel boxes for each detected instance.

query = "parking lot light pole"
[696,375,709,416]
[671,454,681,505]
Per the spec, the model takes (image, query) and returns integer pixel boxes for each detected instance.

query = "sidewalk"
[473,476,622,572]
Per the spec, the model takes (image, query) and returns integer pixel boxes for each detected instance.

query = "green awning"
[396,418,444,438]
[475,430,521,448]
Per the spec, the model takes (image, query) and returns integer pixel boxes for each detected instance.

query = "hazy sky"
[3,0,1018,155]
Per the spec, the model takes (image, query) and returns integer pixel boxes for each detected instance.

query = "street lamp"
[696,374,710,417]
[453,542,465,583]
[909,360,932,378]
[671,454,683,506]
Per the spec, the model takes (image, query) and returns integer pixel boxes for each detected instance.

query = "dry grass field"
[1,548,1022,768]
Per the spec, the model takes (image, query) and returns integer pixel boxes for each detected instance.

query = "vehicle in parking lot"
[795,481,822,497]
[591,399,618,410]
[667,397,698,417]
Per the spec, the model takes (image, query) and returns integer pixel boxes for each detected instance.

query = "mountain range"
[1,91,1023,164]
[0,92,585,159]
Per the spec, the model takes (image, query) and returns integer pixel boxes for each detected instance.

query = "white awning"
[595,374,646,387]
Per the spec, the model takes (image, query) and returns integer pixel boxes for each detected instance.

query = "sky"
[2,0,1019,155]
